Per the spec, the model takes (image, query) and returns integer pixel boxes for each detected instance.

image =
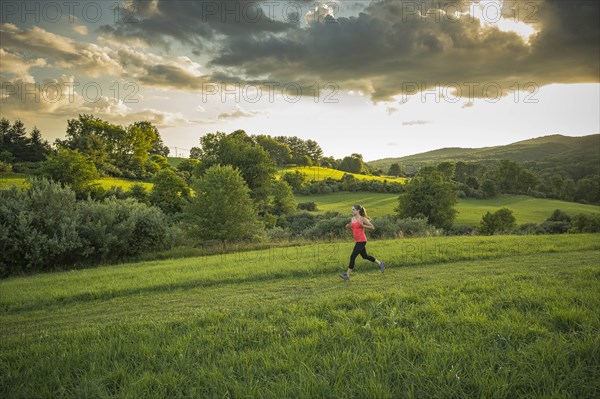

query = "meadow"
[1,234,599,398]
[297,192,600,225]
[280,166,407,184]
[0,174,153,191]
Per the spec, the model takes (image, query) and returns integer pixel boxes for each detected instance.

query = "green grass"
[0,173,29,189]
[0,175,153,191]
[1,234,599,398]
[280,166,407,184]
[95,177,153,191]
[297,192,600,225]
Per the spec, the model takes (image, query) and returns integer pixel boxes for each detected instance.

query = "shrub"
[568,213,600,233]
[297,201,318,211]
[479,207,517,235]
[447,224,477,236]
[302,215,348,240]
[0,178,170,277]
[283,212,318,236]
[517,223,546,235]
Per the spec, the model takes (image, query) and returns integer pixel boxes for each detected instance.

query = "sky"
[1,0,599,161]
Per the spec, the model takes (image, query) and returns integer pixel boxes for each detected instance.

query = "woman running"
[339,204,384,281]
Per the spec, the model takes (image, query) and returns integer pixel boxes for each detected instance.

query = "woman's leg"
[360,245,383,268]
[344,242,366,277]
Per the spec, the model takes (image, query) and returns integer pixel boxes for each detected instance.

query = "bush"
[540,220,571,234]
[447,224,477,236]
[540,209,572,234]
[479,207,516,235]
[0,178,170,277]
[282,212,318,236]
[297,201,318,211]
[517,223,546,235]
[369,215,438,239]
[266,226,292,241]
[302,215,348,240]
[568,213,600,233]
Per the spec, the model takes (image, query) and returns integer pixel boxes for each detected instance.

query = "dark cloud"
[99,0,295,50]
[204,0,599,101]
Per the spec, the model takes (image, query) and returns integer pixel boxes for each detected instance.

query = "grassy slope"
[296,192,600,224]
[280,166,407,183]
[1,235,599,398]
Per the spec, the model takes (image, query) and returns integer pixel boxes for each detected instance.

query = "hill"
[295,192,600,224]
[1,234,598,398]
[368,134,600,179]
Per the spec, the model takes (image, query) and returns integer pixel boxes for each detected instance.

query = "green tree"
[479,207,516,235]
[255,135,292,166]
[396,171,457,229]
[41,149,98,192]
[197,130,276,209]
[481,179,498,198]
[436,162,455,180]
[574,178,600,204]
[271,180,297,216]
[281,171,306,191]
[338,154,365,174]
[388,163,401,177]
[150,169,190,214]
[184,165,263,242]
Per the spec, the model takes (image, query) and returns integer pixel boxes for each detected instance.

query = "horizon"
[1,1,599,162]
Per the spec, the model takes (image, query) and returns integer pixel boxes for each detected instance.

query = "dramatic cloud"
[0,74,212,128]
[205,0,599,101]
[0,24,210,91]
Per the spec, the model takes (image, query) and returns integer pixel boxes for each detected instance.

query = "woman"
[339,204,384,281]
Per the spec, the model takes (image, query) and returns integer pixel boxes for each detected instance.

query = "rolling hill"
[368,134,600,179]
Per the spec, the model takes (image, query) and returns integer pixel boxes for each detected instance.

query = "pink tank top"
[351,218,368,242]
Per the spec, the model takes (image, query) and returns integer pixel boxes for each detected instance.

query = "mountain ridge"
[368,134,599,179]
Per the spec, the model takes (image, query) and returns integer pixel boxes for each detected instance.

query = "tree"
[396,171,457,229]
[58,115,167,178]
[196,130,276,209]
[436,162,455,180]
[255,135,292,166]
[271,180,297,216]
[338,154,365,174]
[150,169,190,214]
[41,148,98,193]
[26,127,51,162]
[388,163,402,177]
[281,171,306,191]
[184,165,263,242]
[574,178,600,204]
[481,179,498,198]
[491,159,539,194]
[479,207,516,235]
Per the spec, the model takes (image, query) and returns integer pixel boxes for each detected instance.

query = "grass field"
[0,173,29,189]
[1,234,599,398]
[0,174,153,191]
[280,166,407,184]
[297,192,600,225]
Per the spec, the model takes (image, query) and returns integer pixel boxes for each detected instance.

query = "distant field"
[1,234,598,398]
[0,175,153,191]
[280,166,407,184]
[296,192,600,225]
[168,157,186,167]
[95,177,153,191]
[0,173,28,189]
